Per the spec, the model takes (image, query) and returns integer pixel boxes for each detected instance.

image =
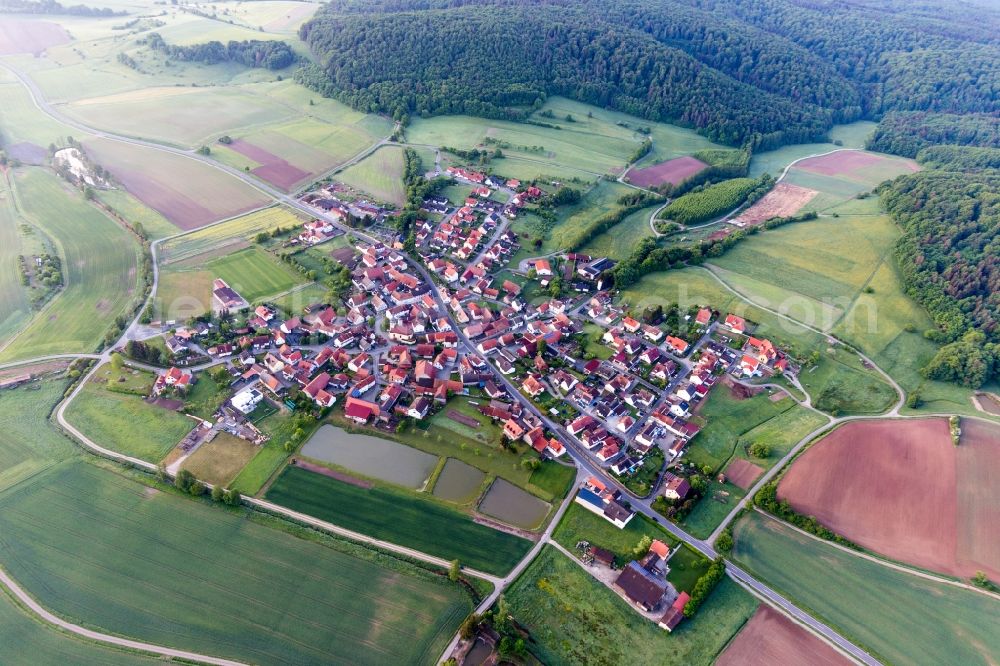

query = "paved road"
[4,61,883,666]
[0,566,247,666]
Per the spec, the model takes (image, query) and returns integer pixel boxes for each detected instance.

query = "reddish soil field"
[111,171,220,231]
[228,139,310,190]
[627,156,707,188]
[446,410,480,428]
[796,150,919,177]
[725,458,765,490]
[974,392,1000,416]
[0,19,69,55]
[292,458,372,488]
[778,418,1000,580]
[716,605,850,666]
[733,182,817,226]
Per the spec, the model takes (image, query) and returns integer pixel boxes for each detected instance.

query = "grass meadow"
[159,205,305,264]
[0,174,32,345]
[335,145,407,205]
[64,365,194,462]
[746,121,876,178]
[504,546,756,666]
[0,377,75,495]
[0,169,140,362]
[579,203,659,261]
[180,432,260,486]
[0,460,472,665]
[266,464,533,575]
[732,512,1000,666]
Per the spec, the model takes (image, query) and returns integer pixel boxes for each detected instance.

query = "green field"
[505,546,756,666]
[552,503,677,563]
[619,267,897,415]
[733,512,1000,665]
[158,246,305,317]
[64,367,194,462]
[0,169,140,362]
[266,465,533,575]
[0,377,75,494]
[578,203,659,261]
[0,581,161,665]
[230,409,299,494]
[335,145,407,206]
[0,460,471,665]
[94,188,179,241]
[0,174,32,344]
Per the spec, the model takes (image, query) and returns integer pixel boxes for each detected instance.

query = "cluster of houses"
[301,186,395,226]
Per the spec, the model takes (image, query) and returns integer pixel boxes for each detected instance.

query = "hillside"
[297,0,1000,149]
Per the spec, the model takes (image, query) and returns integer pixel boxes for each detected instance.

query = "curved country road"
[0,566,247,666]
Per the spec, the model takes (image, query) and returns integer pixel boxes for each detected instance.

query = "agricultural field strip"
[0,482,453,635]
[0,54,924,665]
[753,509,1000,600]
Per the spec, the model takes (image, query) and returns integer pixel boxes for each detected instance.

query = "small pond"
[478,478,550,530]
[300,424,438,488]
[432,458,486,503]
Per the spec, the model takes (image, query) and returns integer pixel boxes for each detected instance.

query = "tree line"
[142,33,296,70]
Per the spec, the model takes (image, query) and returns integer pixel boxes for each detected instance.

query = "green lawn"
[64,371,194,462]
[336,145,407,206]
[207,246,305,302]
[230,409,302,495]
[504,546,757,666]
[266,465,533,576]
[733,512,1000,666]
[686,390,795,472]
[0,169,140,362]
[552,502,678,564]
[528,461,576,499]
[0,460,471,665]
[0,377,76,494]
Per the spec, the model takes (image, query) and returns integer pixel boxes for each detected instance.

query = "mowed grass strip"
[0,169,139,362]
[0,460,471,666]
[266,465,533,575]
[206,246,305,302]
[504,545,756,666]
[732,512,1000,666]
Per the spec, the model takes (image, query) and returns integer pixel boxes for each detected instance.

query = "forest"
[867,112,1000,158]
[143,34,296,70]
[299,0,1000,149]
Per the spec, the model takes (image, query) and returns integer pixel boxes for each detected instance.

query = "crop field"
[626,155,707,188]
[778,417,1000,582]
[159,206,305,264]
[660,177,760,225]
[732,512,1000,666]
[0,581,160,666]
[578,203,658,261]
[94,188,179,241]
[780,150,918,212]
[0,169,140,362]
[0,175,32,344]
[83,138,270,230]
[227,139,311,190]
[66,86,297,148]
[335,145,407,206]
[0,378,75,495]
[0,460,471,665]
[716,604,851,666]
[0,77,81,149]
[64,368,194,462]
[747,121,877,178]
[0,18,68,55]
[266,465,533,575]
[731,182,818,226]
[504,546,757,666]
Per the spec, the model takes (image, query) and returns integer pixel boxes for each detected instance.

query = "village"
[138,162,795,635]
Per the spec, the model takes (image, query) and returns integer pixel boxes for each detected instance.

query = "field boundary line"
[726,572,868,666]
[0,565,248,665]
[752,508,1000,601]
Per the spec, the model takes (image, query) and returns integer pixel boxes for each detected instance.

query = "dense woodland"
[867,112,1000,157]
[299,0,1000,149]
[143,33,295,70]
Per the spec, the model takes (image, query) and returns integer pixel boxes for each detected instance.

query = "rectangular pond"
[300,424,439,489]
[432,458,486,503]
[478,478,551,530]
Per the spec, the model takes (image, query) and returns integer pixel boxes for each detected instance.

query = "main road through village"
[0,61,888,666]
